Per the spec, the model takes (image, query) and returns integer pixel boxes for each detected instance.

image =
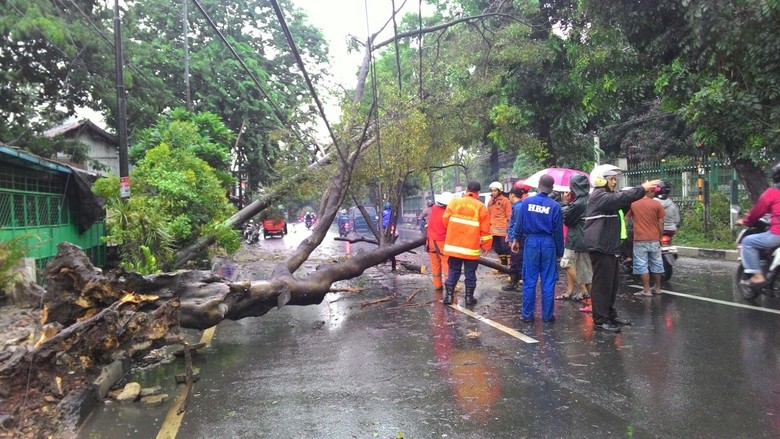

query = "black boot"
[443,285,454,305]
[500,255,509,266]
[502,274,519,291]
[465,287,477,306]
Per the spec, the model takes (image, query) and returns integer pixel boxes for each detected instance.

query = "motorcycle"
[735,214,780,300]
[305,217,314,229]
[338,221,351,237]
[243,222,260,244]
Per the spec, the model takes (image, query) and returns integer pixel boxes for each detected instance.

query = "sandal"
[571,292,586,301]
[555,291,574,300]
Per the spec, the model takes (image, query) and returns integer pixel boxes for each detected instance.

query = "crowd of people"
[423,164,681,334]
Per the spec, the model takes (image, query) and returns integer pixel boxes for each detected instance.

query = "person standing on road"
[557,174,592,302]
[503,186,528,292]
[510,174,564,323]
[585,164,660,333]
[654,180,681,236]
[488,182,513,266]
[628,187,666,297]
[442,181,493,306]
[736,162,780,287]
[426,192,453,293]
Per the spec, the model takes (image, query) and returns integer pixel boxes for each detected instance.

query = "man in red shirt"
[736,162,780,286]
[628,188,666,297]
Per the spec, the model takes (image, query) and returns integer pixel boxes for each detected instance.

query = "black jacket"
[562,174,591,251]
[584,185,646,255]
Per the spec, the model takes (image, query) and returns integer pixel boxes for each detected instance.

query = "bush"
[0,236,29,295]
[675,191,745,249]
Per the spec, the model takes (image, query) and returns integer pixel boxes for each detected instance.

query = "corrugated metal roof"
[0,143,73,174]
[43,119,117,146]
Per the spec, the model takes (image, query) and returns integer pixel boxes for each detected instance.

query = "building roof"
[0,143,74,174]
[43,119,117,146]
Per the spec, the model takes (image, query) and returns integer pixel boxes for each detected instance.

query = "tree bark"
[732,158,768,203]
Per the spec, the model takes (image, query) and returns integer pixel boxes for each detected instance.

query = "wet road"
[78,222,780,438]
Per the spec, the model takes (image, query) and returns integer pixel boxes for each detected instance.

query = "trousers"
[589,251,620,325]
[522,235,557,321]
[427,238,449,289]
[446,257,478,289]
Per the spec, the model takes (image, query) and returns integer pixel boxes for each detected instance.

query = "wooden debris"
[172,342,207,358]
[405,290,420,303]
[386,300,435,311]
[360,295,394,307]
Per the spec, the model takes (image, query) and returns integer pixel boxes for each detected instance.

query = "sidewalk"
[676,246,738,262]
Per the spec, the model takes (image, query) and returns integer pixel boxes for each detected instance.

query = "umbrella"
[524,168,590,192]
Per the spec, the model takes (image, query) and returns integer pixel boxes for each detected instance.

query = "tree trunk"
[489,137,499,183]
[732,158,768,202]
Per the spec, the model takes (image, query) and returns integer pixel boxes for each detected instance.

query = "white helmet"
[489,181,503,191]
[590,164,622,187]
[435,191,454,206]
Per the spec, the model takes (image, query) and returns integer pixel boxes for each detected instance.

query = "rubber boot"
[502,274,519,291]
[465,287,477,306]
[443,285,454,305]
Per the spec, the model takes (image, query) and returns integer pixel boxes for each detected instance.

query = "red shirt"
[629,196,665,241]
[744,186,780,235]
[427,205,447,241]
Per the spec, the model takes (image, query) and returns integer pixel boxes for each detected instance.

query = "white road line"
[628,284,780,316]
[450,303,539,344]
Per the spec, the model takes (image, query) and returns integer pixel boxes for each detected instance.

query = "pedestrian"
[503,186,528,292]
[654,180,681,236]
[736,162,780,287]
[419,199,433,234]
[556,174,592,302]
[442,181,493,306]
[628,186,666,297]
[426,192,453,293]
[585,164,660,333]
[488,182,513,266]
[510,174,564,323]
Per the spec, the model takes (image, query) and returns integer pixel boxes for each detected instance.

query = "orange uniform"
[488,193,512,236]
[443,192,493,260]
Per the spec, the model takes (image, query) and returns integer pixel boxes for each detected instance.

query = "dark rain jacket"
[562,174,590,252]
[584,185,646,255]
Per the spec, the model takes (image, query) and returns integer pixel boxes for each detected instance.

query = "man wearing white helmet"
[585,164,660,333]
[488,181,512,266]
[426,192,453,293]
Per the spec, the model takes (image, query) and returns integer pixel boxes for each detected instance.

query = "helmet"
[590,164,622,187]
[435,191,454,206]
[489,181,503,191]
[384,202,391,210]
[656,180,671,199]
[772,162,780,183]
[341,209,347,214]
[513,179,531,193]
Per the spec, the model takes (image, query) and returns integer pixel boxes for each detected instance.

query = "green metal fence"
[623,159,739,206]
[0,162,106,270]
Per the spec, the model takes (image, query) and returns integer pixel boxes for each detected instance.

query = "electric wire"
[267,0,346,166]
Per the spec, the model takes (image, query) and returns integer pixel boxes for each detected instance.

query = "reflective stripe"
[480,235,492,242]
[584,214,619,220]
[443,244,481,256]
[449,216,480,227]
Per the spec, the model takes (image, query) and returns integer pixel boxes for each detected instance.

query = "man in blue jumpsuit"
[510,174,564,322]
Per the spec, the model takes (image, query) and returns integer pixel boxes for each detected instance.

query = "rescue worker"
[503,185,529,291]
[426,192,453,293]
[488,181,512,266]
[510,174,563,323]
[585,164,659,333]
[442,181,493,306]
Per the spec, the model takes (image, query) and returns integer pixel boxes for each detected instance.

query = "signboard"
[120,176,131,198]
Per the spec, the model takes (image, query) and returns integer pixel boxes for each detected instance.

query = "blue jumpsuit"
[514,193,564,322]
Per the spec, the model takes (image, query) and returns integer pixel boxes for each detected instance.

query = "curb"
[676,246,739,262]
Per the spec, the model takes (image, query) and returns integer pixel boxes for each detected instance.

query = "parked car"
[348,206,378,233]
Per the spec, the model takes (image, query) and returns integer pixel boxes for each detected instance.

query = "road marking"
[156,326,217,439]
[628,285,780,316]
[450,303,539,344]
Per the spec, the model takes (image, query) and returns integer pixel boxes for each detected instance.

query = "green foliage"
[0,236,29,293]
[121,245,160,275]
[675,191,741,249]
[257,206,284,222]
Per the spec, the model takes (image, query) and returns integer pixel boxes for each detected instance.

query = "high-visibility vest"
[442,192,493,260]
[618,209,628,240]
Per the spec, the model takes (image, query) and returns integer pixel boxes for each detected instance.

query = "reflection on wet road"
[78,223,780,439]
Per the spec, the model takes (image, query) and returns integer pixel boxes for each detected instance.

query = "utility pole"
[114,0,130,198]
[183,0,192,110]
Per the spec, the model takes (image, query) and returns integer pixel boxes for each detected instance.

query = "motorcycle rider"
[585,164,660,333]
[654,180,681,236]
[337,209,350,231]
[736,162,780,287]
